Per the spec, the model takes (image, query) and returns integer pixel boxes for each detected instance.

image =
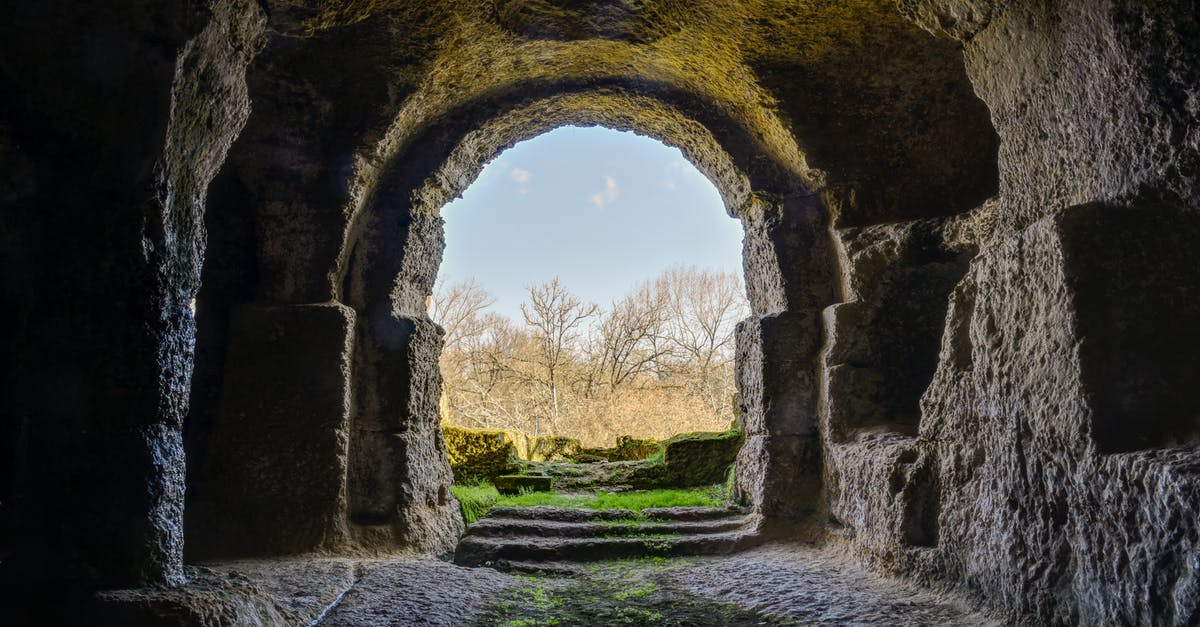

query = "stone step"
[640,506,747,521]
[454,528,761,567]
[453,508,761,567]
[482,505,747,523]
[479,560,593,576]
[464,514,755,538]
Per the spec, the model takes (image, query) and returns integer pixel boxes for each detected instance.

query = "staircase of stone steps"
[453,505,761,569]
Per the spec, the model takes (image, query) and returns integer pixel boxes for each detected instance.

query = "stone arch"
[338,83,816,318]
[336,84,840,550]
[183,3,1000,560]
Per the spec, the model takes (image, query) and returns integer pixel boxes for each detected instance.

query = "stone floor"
[205,543,998,626]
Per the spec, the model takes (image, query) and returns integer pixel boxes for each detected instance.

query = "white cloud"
[590,175,620,208]
[662,159,687,191]
[510,167,531,194]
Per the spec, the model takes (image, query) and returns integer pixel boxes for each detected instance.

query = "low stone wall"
[444,426,744,490]
[443,426,517,482]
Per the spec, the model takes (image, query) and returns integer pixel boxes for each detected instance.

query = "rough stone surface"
[320,559,516,627]
[187,303,356,558]
[349,313,463,554]
[823,219,973,441]
[670,543,998,626]
[734,312,824,517]
[1,0,265,601]
[4,0,1200,623]
[821,2,1200,624]
[936,0,1198,241]
[210,557,358,621]
[88,568,296,626]
[73,548,1001,625]
[334,545,996,626]
[88,558,356,626]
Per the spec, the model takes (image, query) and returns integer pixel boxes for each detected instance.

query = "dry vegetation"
[432,265,748,446]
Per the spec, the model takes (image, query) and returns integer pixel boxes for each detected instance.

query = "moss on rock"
[609,436,662,461]
[576,435,662,462]
[529,435,583,462]
[659,430,744,487]
[493,474,553,495]
[445,426,741,488]
[443,425,517,482]
[602,429,744,490]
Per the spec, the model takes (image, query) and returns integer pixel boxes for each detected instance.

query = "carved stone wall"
[4,2,1196,624]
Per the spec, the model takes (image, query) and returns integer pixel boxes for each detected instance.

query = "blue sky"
[437,126,744,320]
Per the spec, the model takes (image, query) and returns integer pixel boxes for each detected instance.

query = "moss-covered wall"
[443,426,516,482]
[659,430,745,488]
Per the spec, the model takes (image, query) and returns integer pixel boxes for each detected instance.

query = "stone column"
[734,192,837,519]
[734,312,824,518]
[0,0,264,591]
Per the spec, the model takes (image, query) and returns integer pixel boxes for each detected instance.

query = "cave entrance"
[332,85,841,553]
[186,88,839,561]
[430,126,750,525]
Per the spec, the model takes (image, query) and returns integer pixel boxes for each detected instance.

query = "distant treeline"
[431,265,749,446]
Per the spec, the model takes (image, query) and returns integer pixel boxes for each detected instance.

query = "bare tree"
[435,269,749,444]
[520,277,598,434]
[429,278,494,353]
[656,265,748,417]
[661,265,747,381]
[431,279,515,429]
[595,279,672,390]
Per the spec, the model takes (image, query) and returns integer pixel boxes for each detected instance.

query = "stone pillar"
[186,303,355,558]
[734,192,836,520]
[349,312,462,553]
[0,0,264,594]
[734,311,824,518]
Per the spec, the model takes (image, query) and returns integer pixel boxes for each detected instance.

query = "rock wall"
[4,1,1195,623]
[186,304,356,558]
[826,1,1200,623]
[0,0,265,601]
[182,0,993,561]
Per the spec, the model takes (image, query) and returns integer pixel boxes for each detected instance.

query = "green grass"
[449,484,726,525]
[612,581,656,601]
[451,483,502,524]
[469,559,776,626]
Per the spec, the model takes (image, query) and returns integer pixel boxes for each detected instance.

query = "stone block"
[735,434,822,519]
[736,311,821,437]
[825,364,888,439]
[528,435,584,462]
[493,475,553,495]
[350,313,461,553]
[659,430,743,487]
[1056,199,1200,452]
[186,303,354,558]
[443,425,516,481]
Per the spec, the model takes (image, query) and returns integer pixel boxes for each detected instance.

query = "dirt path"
[316,543,999,626]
